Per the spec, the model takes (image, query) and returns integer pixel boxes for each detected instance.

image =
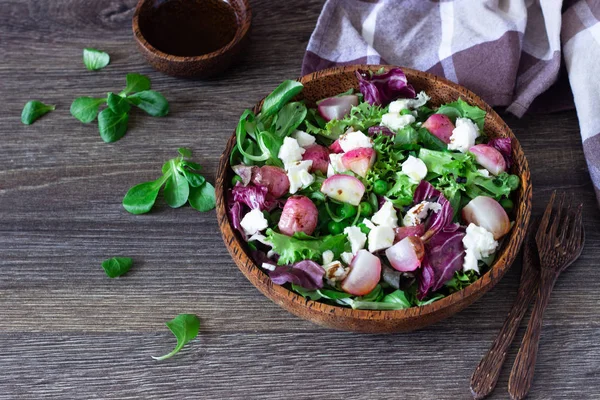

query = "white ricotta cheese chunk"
[380,113,415,131]
[388,91,431,113]
[402,201,441,226]
[328,153,347,174]
[285,160,314,194]
[278,136,305,164]
[322,250,334,265]
[261,263,277,271]
[448,117,480,153]
[362,218,376,230]
[240,208,269,235]
[402,155,428,183]
[341,252,354,265]
[344,226,367,254]
[371,200,398,228]
[462,223,499,273]
[338,129,373,152]
[478,168,490,178]
[367,225,395,253]
[291,129,316,147]
[323,261,349,284]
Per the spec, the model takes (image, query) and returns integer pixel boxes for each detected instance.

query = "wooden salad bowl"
[215,65,532,333]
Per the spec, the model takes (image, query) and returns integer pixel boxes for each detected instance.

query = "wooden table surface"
[1,1,599,399]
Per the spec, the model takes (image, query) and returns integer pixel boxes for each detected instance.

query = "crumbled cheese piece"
[285,160,314,194]
[462,223,499,273]
[338,129,373,152]
[240,208,268,235]
[291,130,316,147]
[371,200,398,228]
[478,168,490,177]
[448,118,480,153]
[329,153,347,174]
[362,218,376,230]
[278,137,305,164]
[402,201,441,226]
[261,263,277,271]
[380,113,415,131]
[401,155,428,183]
[341,252,354,265]
[367,225,395,253]
[344,226,367,254]
[323,261,349,284]
[327,163,335,178]
[388,91,430,113]
[267,250,276,258]
[322,250,334,265]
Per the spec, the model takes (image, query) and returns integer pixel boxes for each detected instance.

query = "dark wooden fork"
[470,219,540,399]
[508,192,585,400]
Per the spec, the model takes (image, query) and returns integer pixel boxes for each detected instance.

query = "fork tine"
[548,192,565,240]
[537,191,556,243]
[559,194,573,243]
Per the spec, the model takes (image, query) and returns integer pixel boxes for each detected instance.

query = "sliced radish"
[394,225,425,243]
[317,95,359,122]
[423,114,455,144]
[302,144,330,174]
[469,144,506,176]
[385,236,425,272]
[321,174,365,206]
[341,147,376,178]
[462,196,510,240]
[329,139,343,154]
[278,195,318,236]
[252,165,290,198]
[341,250,381,296]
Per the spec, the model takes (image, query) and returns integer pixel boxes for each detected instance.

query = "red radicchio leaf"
[394,224,425,243]
[228,197,246,239]
[269,260,325,290]
[355,68,416,106]
[232,164,256,186]
[232,182,277,211]
[417,223,466,300]
[368,126,395,137]
[488,137,512,168]
[413,181,453,241]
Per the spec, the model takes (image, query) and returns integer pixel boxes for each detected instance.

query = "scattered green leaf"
[70,97,106,123]
[152,314,200,361]
[21,101,55,125]
[83,48,110,71]
[101,257,133,278]
[98,108,129,143]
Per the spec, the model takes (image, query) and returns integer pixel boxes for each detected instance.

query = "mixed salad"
[227,68,519,310]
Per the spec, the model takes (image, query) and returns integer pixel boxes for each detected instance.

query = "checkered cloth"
[302,0,600,206]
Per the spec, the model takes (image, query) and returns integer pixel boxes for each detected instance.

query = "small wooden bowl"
[132,0,251,78]
[215,65,532,333]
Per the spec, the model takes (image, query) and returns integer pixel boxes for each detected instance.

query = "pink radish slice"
[341,250,382,296]
[462,196,510,240]
[321,174,365,206]
[341,147,376,178]
[252,166,290,198]
[469,144,506,176]
[318,95,359,122]
[329,139,343,154]
[302,144,330,174]
[423,114,455,144]
[385,236,425,272]
[278,195,318,236]
[394,225,425,243]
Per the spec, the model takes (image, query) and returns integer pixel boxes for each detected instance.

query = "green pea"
[500,198,514,213]
[373,180,388,195]
[507,175,520,190]
[340,203,357,219]
[328,220,345,235]
[359,201,373,217]
[231,175,243,186]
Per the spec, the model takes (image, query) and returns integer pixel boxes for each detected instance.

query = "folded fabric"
[302,0,600,206]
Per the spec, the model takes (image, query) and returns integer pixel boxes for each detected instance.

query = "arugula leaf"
[152,314,200,361]
[70,97,106,123]
[261,80,303,117]
[436,98,486,130]
[127,90,169,117]
[273,102,307,138]
[83,48,110,71]
[21,101,55,125]
[123,178,166,214]
[120,73,151,96]
[189,182,216,212]
[101,257,133,278]
[107,92,131,114]
[266,229,349,265]
[98,108,129,143]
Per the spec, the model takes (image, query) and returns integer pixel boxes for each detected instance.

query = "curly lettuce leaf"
[266,229,350,265]
[435,98,486,130]
[321,101,387,139]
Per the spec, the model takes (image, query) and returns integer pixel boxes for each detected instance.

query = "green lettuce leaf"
[266,229,350,265]
[435,98,486,130]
